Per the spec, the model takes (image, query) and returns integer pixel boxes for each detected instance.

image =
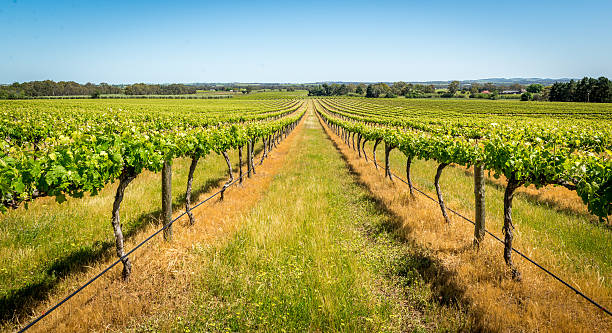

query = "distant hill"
[314,78,575,87]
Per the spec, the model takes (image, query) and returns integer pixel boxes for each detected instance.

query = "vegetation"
[0,98,304,281]
[315,98,611,274]
[167,115,467,331]
[549,77,612,103]
[1,96,611,332]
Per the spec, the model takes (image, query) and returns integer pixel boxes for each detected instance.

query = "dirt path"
[139,109,471,332]
[16,114,306,333]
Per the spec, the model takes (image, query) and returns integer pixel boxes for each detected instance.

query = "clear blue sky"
[1,0,611,84]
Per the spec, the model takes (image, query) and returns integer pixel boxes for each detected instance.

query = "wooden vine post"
[473,163,485,248]
[162,160,173,241]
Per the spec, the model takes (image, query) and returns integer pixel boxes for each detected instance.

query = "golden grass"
[8,116,306,333]
[318,114,612,332]
[462,165,609,224]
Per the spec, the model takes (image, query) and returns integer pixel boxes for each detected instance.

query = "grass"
[371,145,612,280]
[326,117,611,331]
[157,113,469,332]
[0,145,260,322]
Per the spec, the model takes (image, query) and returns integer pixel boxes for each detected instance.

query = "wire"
[327,125,612,316]
[318,113,611,317]
[16,118,300,332]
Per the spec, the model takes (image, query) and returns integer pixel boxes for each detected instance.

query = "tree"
[448,81,460,95]
[470,83,481,95]
[520,92,532,101]
[391,81,407,96]
[366,84,386,98]
[526,84,543,93]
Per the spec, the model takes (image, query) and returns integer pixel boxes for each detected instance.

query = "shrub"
[520,92,532,101]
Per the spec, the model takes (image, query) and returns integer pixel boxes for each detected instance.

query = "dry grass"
[7,117,306,333]
[318,115,612,332]
[462,166,609,224]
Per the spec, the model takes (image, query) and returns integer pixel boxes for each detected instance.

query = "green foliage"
[550,77,612,103]
[316,98,612,221]
[520,92,532,101]
[447,80,460,95]
[0,99,305,210]
[526,84,543,93]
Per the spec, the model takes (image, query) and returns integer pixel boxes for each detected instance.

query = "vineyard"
[0,97,611,332]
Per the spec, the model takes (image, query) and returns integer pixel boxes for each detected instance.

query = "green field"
[1,96,610,332]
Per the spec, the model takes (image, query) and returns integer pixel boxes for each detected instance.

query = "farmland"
[0,97,611,332]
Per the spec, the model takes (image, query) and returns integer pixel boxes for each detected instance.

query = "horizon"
[1,1,611,83]
[0,77,582,86]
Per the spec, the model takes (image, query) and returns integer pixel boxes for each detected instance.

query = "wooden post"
[473,164,485,248]
[162,160,172,241]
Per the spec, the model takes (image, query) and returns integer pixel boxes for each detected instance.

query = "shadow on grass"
[0,172,231,324]
[459,167,610,229]
[318,118,481,329]
[1,136,281,325]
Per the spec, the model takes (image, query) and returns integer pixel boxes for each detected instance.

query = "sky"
[1,0,611,84]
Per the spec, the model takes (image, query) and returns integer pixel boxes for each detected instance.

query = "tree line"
[548,77,612,103]
[0,80,200,99]
[308,82,436,97]
[308,77,612,103]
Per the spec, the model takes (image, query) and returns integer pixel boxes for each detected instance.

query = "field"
[0,97,610,332]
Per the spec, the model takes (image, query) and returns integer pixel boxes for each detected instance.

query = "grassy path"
[161,111,467,332]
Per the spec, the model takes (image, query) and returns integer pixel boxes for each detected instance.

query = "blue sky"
[1,0,611,83]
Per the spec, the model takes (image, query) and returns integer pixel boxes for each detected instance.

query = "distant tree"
[526,84,543,93]
[391,81,407,96]
[520,92,532,101]
[448,81,460,95]
[483,82,497,92]
[90,91,101,99]
[470,83,481,95]
[355,85,364,95]
[509,83,524,91]
[592,77,612,103]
